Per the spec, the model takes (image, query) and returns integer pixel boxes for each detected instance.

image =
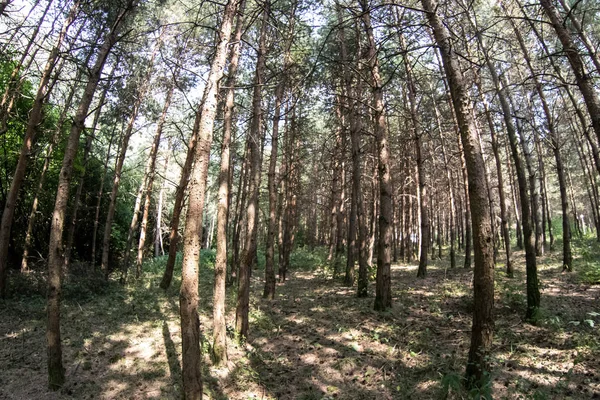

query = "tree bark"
[213,1,245,365]
[236,1,268,338]
[101,41,158,279]
[361,0,392,310]
[481,45,540,321]
[539,0,600,146]
[46,4,132,388]
[0,0,80,298]
[178,0,239,397]
[135,78,175,277]
[421,0,495,386]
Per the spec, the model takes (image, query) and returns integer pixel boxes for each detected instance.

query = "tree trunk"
[421,0,495,386]
[478,30,539,321]
[539,0,600,146]
[264,81,283,299]
[101,40,158,279]
[0,0,54,136]
[159,111,200,290]
[90,127,117,266]
[399,32,427,278]
[122,179,146,279]
[46,4,132,388]
[0,0,80,298]
[64,68,113,268]
[178,0,239,397]
[154,140,171,257]
[504,8,570,270]
[236,2,268,338]
[361,0,392,310]
[480,91,512,276]
[135,79,175,277]
[21,61,88,272]
[213,1,245,365]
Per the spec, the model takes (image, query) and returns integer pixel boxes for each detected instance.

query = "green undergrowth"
[2,240,599,400]
[572,236,600,284]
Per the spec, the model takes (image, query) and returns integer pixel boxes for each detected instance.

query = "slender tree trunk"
[101,45,158,280]
[265,1,293,297]
[504,8,570,270]
[122,179,146,279]
[63,127,95,267]
[479,32,539,321]
[481,92,512,276]
[154,140,171,257]
[361,0,392,310]
[434,93,457,269]
[159,112,200,289]
[64,70,113,268]
[213,2,245,365]
[236,0,267,339]
[264,82,283,298]
[0,0,53,135]
[331,95,345,276]
[280,106,300,283]
[91,127,117,266]
[233,141,250,283]
[421,0,495,386]
[46,4,132,388]
[178,0,239,397]
[21,63,88,272]
[399,37,427,277]
[0,1,80,298]
[135,80,175,277]
[334,5,356,287]
[539,0,600,146]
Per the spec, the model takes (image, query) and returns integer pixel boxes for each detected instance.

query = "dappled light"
[1,0,600,398]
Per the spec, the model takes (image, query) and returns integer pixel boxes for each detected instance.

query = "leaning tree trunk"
[101,44,157,279]
[539,0,600,146]
[134,79,175,277]
[46,4,132,388]
[20,59,89,272]
[178,0,239,397]
[64,69,113,268]
[421,0,495,387]
[213,0,245,365]
[0,0,80,298]
[159,111,200,290]
[504,7,571,271]
[236,1,268,338]
[478,36,540,321]
[0,0,54,136]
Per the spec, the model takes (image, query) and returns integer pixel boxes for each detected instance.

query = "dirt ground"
[0,250,598,399]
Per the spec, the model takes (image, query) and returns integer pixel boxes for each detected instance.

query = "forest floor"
[1,241,599,400]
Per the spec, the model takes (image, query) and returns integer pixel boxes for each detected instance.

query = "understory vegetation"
[1,242,598,399]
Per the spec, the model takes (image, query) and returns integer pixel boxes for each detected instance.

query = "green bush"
[289,246,329,271]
